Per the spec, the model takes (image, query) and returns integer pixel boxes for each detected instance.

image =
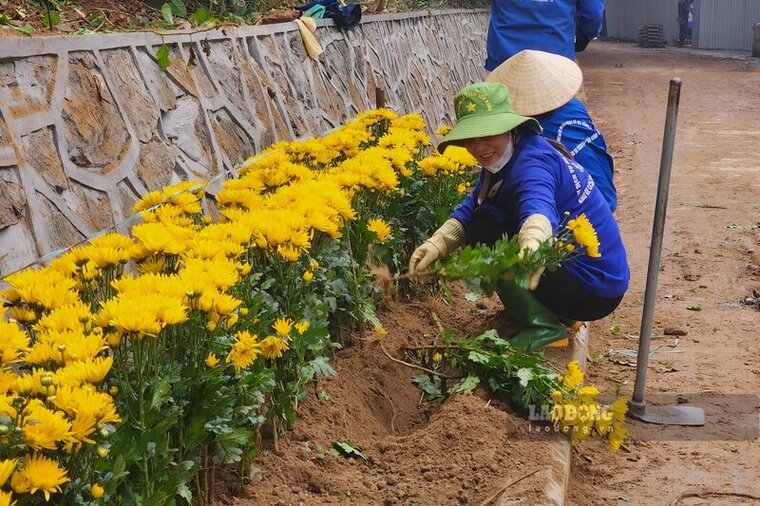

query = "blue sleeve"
[450,171,485,227]
[575,0,604,42]
[513,155,561,230]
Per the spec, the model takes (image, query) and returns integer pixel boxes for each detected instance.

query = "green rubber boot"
[496,279,567,352]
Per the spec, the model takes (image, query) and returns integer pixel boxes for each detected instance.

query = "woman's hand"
[408,219,466,277]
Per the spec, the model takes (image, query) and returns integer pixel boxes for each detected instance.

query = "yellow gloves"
[295,17,324,59]
[518,214,553,290]
[408,219,465,276]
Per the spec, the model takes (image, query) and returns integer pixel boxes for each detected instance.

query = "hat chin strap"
[482,132,515,174]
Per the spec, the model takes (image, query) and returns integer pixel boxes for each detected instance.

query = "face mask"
[481,133,514,174]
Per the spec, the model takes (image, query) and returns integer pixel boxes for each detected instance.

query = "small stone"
[664,327,687,336]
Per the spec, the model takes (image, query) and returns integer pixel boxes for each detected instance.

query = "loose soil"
[221,286,577,505]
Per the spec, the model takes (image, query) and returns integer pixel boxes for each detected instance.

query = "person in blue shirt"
[485,0,605,71]
[677,0,693,47]
[408,82,629,351]
[486,49,617,211]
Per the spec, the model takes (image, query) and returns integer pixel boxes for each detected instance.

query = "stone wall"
[0,10,488,277]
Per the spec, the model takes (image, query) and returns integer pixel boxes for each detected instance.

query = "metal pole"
[629,78,681,413]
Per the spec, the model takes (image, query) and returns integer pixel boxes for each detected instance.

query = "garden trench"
[231,286,583,505]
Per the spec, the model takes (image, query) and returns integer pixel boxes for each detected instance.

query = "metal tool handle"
[630,78,682,412]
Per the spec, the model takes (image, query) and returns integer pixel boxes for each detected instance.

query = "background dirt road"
[570,41,760,505]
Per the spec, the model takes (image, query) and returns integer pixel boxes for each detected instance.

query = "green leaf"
[150,378,171,410]
[156,44,170,71]
[467,350,490,365]
[311,356,338,377]
[191,7,211,25]
[171,0,187,18]
[43,10,60,28]
[686,305,702,311]
[610,324,621,335]
[464,291,480,302]
[88,11,106,28]
[161,4,174,24]
[331,441,366,460]
[317,390,331,402]
[12,24,34,35]
[449,375,480,395]
[516,368,534,387]
[411,374,442,399]
[0,14,8,25]
[177,483,192,503]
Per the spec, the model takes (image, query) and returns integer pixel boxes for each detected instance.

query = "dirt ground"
[568,42,760,505]
[226,41,760,506]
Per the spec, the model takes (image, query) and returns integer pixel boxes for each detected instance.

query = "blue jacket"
[450,129,629,298]
[485,0,605,70]
[537,98,617,212]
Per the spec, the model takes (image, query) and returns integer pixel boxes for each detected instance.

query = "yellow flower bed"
[0,109,476,503]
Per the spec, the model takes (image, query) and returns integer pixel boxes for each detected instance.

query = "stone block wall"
[0,10,488,277]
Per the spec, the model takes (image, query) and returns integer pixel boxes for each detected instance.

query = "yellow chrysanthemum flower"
[35,301,92,334]
[53,384,121,426]
[567,213,601,258]
[67,409,98,447]
[367,219,391,243]
[3,268,78,310]
[91,483,105,499]
[7,306,36,323]
[22,401,72,450]
[373,325,387,336]
[276,244,300,262]
[560,360,584,390]
[272,318,293,337]
[294,321,310,335]
[610,396,628,423]
[259,336,289,360]
[0,490,13,506]
[225,331,261,372]
[0,393,17,419]
[435,125,452,136]
[608,425,629,452]
[80,357,113,384]
[12,453,69,501]
[0,459,17,487]
[0,320,30,366]
[206,353,220,368]
[302,270,314,282]
[577,385,600,400]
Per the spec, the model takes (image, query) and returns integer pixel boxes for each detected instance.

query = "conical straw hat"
[485,50,583,116]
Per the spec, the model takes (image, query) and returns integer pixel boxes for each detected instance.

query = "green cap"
[437,82,540,154]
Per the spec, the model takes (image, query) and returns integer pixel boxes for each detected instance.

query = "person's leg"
[678,20,688,47]
[495,279,567,351]
[465,212,566,351]
[533,267,624,321]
